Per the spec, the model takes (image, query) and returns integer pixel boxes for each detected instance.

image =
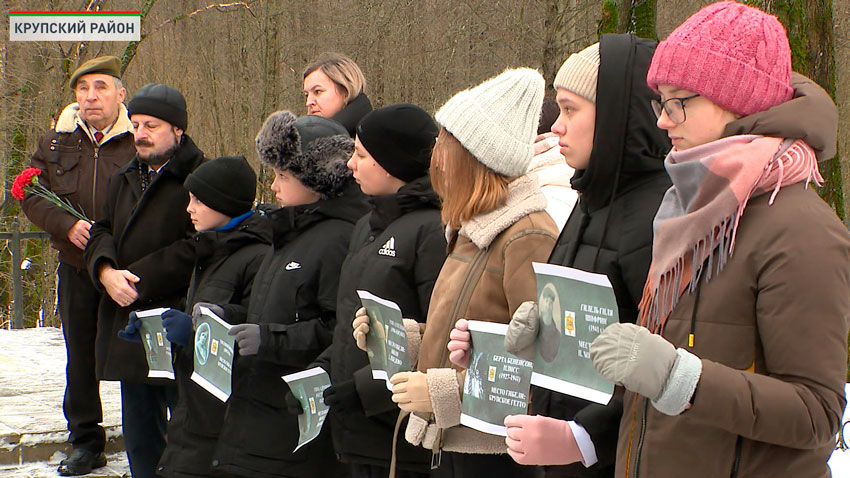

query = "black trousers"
[430,452,541,478]
[349,463,428,478]
[120,381,177,478]
[57,262,106,453]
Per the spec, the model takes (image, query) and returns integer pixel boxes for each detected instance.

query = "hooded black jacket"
[156,212,272,478]
[211,184,369,478]
[314,176,446,471]
[533,34,672,478]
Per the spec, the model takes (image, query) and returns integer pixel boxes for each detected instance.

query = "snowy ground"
[0,327,849,476]
[0,327,127,477]
[0,452,129,478]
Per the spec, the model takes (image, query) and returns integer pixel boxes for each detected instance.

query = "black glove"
[284,391,304,415]
[323,379,362,412]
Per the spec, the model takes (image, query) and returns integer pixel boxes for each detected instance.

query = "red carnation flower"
[9,167,90,223]
[11,168,42,200]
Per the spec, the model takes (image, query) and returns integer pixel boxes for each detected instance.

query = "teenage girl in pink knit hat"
[589,2,850,477]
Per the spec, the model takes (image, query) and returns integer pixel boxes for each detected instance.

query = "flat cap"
[70,56,122,89]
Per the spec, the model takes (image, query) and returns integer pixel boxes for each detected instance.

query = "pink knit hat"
[647,1,793,117]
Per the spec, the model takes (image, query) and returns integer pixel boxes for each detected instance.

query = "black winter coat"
[332,93,372,138]
[314,176,445,471]
[156,212,272,478]
[211,185,369,478]
[532,34,672,478]
[85,135,206,383]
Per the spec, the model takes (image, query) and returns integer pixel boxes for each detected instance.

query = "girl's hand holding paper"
[447,319,471,368]
[352,307,370,351]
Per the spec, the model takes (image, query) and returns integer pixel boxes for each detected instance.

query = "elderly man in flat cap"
[20,56,136,475]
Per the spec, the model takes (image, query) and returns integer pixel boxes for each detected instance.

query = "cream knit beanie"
[553,42,601,103]
[435,67,545,178]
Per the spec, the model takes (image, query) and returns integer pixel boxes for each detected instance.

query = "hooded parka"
[615,74,849,478]
[313,175,445,472]
[156,212,272,478]
[210,184,369,478]
[532,34,672,478]
[85,135,206,383]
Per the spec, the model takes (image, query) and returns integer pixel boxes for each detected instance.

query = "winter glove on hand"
[117,311,143,343]
[352,307,370,352]
[284,391,304,415]
[323,379,363,412]
[505,301,539,361]
[229,323,261,356]
[447,319,471,369]
[590,323,702,415]
[162,309,193,346]
[504,415,582,466]
[390,371,433,413]
[192,302,226,328]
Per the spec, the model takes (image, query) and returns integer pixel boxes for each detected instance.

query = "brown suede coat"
[409,175,559,454]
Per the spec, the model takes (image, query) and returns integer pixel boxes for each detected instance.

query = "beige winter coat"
[405,174,559,455]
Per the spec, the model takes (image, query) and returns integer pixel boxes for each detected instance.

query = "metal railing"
[0,218,50,329]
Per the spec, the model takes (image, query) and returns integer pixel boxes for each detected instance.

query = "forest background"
[1,0,848,328]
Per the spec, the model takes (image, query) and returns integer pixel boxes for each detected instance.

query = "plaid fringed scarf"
[639,135,822,333]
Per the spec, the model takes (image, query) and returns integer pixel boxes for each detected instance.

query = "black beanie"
[356,104,438,182]
[184,156,256,217]
[128,83,188,131]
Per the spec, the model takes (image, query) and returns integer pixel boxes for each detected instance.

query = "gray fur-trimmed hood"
[255,111,354,198]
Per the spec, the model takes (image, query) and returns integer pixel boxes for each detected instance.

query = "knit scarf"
[639,135,822,333]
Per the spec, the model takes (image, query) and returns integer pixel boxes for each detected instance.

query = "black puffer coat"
[315,176,445,471]
[211,185,369,478]
[156,212,272,478]
[533,34,672,478]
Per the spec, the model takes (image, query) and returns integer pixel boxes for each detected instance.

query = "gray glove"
[590,323,701,415]
[504,301,538,360]
[590,323,676,401]
[192,302,226,327]
[229,323,261,356]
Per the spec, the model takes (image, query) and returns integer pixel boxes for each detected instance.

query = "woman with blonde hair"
[303,52,372,136]
[375,67,559,477]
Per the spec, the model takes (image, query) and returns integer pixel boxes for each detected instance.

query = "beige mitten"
[504,301,539,360]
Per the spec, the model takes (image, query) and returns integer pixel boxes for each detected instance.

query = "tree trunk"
[833,0,850,223]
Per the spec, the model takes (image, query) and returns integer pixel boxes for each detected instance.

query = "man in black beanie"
[85,83,206,478]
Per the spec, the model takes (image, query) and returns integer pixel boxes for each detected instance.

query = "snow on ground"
[0,327,126,477]
[0,451,128,478]
[1,327,850,476]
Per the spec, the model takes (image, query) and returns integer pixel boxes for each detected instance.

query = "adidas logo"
[378,237,396,257]
[285,261,301,271]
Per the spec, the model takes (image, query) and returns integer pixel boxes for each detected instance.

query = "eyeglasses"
[651,94,700,125]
